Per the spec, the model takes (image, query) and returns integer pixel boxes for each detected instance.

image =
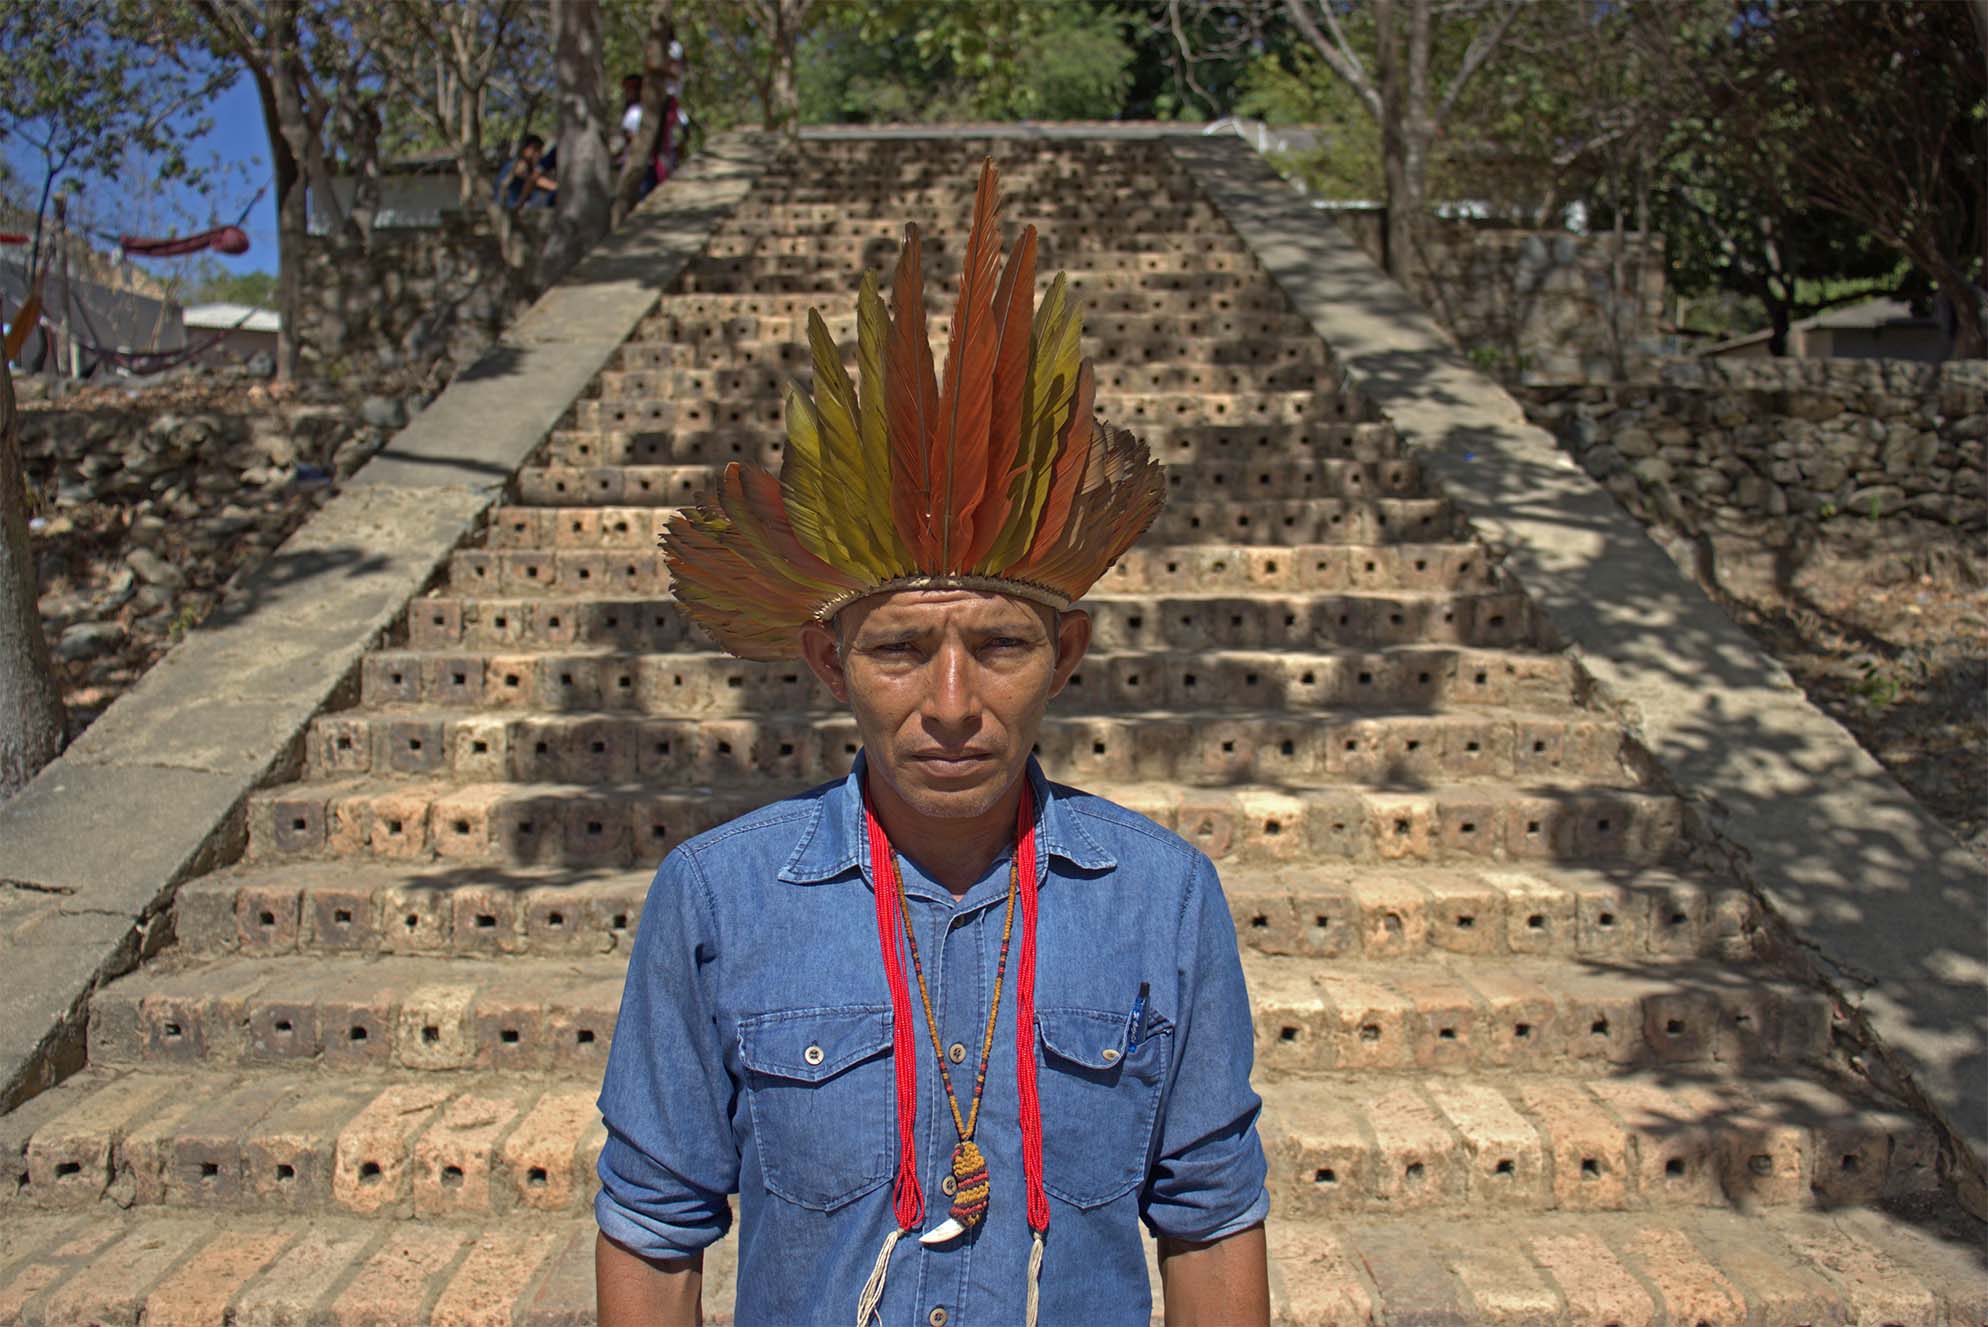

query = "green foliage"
[800,0,1136,124]
[1233,46,1380,200]
[191,265,278,307]
[0,0,232,256]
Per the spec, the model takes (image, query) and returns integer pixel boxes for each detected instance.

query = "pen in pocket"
[1125,981,1149,1054]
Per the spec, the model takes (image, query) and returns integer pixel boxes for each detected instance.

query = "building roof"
[183,302,280,333]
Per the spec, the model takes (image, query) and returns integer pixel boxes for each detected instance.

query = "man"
[497,133,556,210]
[596,160,1270,1326]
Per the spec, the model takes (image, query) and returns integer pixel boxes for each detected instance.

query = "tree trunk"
[612,0,675,228]
[541,0,614,285]
[245,60,307,383]
[765,0,804,137]
[0,362,65,799]
[1373,0,1431,284]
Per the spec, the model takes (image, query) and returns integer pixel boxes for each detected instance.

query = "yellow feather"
[982,273,1083,570]
[857,278,911,571]
[782,386,861,569]
[806,310,896,576]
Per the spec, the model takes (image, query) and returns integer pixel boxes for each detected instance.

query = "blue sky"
[6,72,280,279]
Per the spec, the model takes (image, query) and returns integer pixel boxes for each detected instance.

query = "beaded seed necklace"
[858,780,1051,1327]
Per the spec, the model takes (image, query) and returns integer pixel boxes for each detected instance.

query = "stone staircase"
[3,138,1983,1325]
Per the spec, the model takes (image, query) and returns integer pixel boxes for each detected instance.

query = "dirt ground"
[1678,526,1988,863]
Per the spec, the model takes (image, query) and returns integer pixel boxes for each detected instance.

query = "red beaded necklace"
[858,779,1051,1325]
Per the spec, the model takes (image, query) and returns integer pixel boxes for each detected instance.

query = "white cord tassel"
[1024,1230,1045,1327]
[856,1227,902,1327]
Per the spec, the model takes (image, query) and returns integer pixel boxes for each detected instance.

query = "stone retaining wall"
[292,212,552,391]
[1519,358,1988,538]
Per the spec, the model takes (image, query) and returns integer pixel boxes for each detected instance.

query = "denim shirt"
[596,755,1269,1326]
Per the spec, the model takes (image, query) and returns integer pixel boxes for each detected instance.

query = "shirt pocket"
[737,1005,895,1211]
[1034,1005,1173,1209]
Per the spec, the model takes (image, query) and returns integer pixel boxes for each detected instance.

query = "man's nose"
[922,641,980,730]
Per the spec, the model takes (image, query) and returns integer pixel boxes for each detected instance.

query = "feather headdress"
[659,160,1166,661]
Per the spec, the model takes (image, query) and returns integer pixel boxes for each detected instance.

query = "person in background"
[497,133,556,210]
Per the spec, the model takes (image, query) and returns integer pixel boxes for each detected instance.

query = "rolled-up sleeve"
[1140,851,1270,1242]
[596,846,738,1259]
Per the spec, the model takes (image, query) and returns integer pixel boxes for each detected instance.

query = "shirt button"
[1101,1047,1120,1061]
[940,1174,957,1196]
[947,1041,967,1064]
[929,1309,948,1327]
[803,1044,824,1066]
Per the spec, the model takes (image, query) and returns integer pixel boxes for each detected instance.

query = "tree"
[612,1,677,228]
[800,0,1136,125]
[1280,0,1522,279]
[540,0,615,283]
[740,0,819,135]
[0,1,230,284]
[1710,1,1986,357]
[359,0,550,255]
[0,360,63,798]
[191,0,377,379]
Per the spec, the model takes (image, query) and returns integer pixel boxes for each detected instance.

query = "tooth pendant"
[919,1140,990,1245]
[919,1217,967,1246]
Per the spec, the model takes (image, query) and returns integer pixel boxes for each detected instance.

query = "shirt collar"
[777,751,1116,884]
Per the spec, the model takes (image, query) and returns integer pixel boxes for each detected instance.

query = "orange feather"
[886,223,941,565]
[936,160,1003,570]
[966,222,1037,570]
[1018,359,1096,564]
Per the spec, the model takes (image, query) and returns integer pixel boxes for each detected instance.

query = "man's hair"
[519,132,545,152]
[623,72,643,87]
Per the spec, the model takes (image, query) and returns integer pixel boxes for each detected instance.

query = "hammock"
[118,225,250,258]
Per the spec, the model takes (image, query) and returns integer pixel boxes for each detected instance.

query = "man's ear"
[1047,609,1091,699]
[799,620,850,704]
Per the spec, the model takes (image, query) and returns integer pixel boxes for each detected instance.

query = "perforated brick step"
[6,1204,1983,1326]
[464,528,1474,589]
[2,1067,605,1218]
[358,646,1573,720]
[568,386,1369,435]
[677,248,1257,282]
[636,306,1321,346]
[610,331,1332,375]
[1260,1206,1988,1324]
[1257,1067,1935,1218]
[542,420,1399,469]
[406,589,1552,667]
[647,283,1297,321]
[464,504,1460,568]
[1244,952,1827,1076]
[591,358,1333,404]
[304,707,1637,789]
[244,778,1686,869]
[0,1210,688,1327]
[84,950,1815,1081]
[173,861,1747,963]
[413,597,1531,664]
[513,458,1425,512]
[8,1060,1925,1225]
[86,955,631,1076]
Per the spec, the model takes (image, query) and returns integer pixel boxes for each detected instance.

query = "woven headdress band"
[660,159,1166,661]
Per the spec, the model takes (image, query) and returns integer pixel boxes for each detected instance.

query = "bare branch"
[1283,0,1382,119]
[1436,0,1521,125]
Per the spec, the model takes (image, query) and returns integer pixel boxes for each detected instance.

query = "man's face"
[800,590,1090,823]
[521,142,543,167]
